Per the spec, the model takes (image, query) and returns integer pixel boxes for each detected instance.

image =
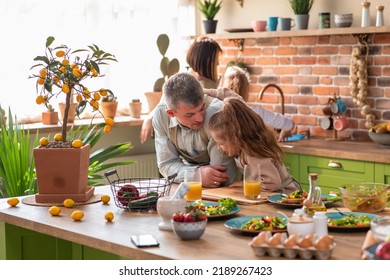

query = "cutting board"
[202,187,269,205]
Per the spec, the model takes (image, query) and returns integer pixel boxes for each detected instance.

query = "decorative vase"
[129,102,142,118]
[58,102,77,123]
[34,144,94,203]
[295,14,310,30]
[203,20,218,34]
[42,111,58,125]
[144,91,162,113]
[101,101,118,119]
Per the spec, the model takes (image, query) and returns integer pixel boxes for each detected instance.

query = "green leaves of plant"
[198,0,222,20]
[46,36,54,48]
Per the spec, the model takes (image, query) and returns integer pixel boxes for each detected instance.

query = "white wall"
[197,0,389,33]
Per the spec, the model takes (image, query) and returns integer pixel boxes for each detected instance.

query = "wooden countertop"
[279,138,390,164]
[1,186,387,260]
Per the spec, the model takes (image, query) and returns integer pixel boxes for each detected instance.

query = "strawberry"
[172,205,207,223]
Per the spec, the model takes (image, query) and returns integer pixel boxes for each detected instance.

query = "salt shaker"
[376,5,384,26]
[313,211,328,237]
[361,1,371,27]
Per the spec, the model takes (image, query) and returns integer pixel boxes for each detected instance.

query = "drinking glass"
[243,164,261,200]
[184,168,202,201]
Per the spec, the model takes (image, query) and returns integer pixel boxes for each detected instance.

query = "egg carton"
[250,243,336,260]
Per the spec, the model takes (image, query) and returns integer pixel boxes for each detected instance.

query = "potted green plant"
[129,98,142,118]
[41,104,58,125]
[289,0,315,30]
[145,34,180,112]
[101,91,118,119]
[29,36,118,203]
[0,105,134,199]
[198,0,222,34]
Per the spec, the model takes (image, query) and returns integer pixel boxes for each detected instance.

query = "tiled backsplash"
[216,33,390,140]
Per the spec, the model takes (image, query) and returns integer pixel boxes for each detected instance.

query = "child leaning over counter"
[208,97,301,193]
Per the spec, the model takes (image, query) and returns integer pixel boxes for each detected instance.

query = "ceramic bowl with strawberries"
[171,205,207,240]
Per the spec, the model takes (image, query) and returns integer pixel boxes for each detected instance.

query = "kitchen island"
[0,186,388,260]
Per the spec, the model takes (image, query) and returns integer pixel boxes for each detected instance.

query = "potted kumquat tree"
[29,36,117,203]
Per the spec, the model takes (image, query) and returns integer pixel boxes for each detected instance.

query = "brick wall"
[217,33,390,141]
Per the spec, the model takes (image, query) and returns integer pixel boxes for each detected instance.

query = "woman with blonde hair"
[208,97,300,193]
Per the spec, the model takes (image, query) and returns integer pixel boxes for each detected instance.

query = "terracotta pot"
[34,144,94,203]
[144,91,162,113]
[129,102,142,118]
[58,102,77,123]
[101,101,118,119]
[42,111,58,125]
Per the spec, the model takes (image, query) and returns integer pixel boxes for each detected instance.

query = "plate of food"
[267,191,341,208]
[192,198,239,219]
[224,215,287,234]
[326,212,379,231]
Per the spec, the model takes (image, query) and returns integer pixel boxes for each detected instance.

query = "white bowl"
[172,219,207,240]
[334,14,353,28]
[156,197,189,231]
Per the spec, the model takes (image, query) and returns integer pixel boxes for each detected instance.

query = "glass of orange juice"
[184,168,202,201]
[243,164,261,200]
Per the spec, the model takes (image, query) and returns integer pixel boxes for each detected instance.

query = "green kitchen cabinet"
[283,152,300,181]
[0,222,126,260]
[284,154,375,194]
[374,162,390,184]
[299,155,375,193]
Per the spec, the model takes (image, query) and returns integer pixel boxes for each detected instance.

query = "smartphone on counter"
[131,234,159,248]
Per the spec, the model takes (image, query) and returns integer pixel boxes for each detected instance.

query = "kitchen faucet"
[258,83,285,115]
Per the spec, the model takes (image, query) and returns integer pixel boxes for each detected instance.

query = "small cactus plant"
[153,34,180,92]
[101,91,117,102]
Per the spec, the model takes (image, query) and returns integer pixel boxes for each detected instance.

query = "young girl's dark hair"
[209,97,284,165]
[186,36,222,82]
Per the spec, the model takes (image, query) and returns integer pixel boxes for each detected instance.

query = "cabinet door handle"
[328,160,342,168]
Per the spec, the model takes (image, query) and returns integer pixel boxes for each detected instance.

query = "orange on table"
[7,197,19,207]
[105,211,114,222]
[101,195,110,204]
[49,206,61,216]
[71,210,84,221]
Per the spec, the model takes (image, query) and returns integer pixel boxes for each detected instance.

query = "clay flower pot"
[58,102,77,123]
[129,101,142,118]
[144,91,162,113]
[101,101,118,119]
[42,111,58,125]
[33,144,94,203]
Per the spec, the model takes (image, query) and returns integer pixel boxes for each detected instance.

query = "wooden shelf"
[191,25,390,40]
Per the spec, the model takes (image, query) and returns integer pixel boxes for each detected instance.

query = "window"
[0,0,195,120]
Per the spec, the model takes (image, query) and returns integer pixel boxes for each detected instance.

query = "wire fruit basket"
[104,170,176,211]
